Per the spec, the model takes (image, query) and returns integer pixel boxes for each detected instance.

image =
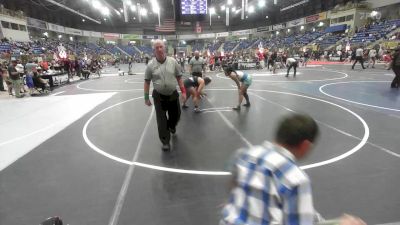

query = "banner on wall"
[256,26,270,33]
[27,17,47,30]
[198,33,215,39]
[178,34,197,40]
[82,30,91,37]
[122,34,142,39]
[216,32,229,37]
[272,23,286,30]
[164,35,177,40]
[65,27,83,36]
[91,31,102,38]
[232,29,251,36]
[47,23,65,33]
[103,33,120,39]
[306,12,327,23]
[142,35,159,39]
[287,18,305,28]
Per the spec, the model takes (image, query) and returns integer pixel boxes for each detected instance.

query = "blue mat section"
[322,82,400,110]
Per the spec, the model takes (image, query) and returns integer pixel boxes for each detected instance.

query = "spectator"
[8,59,23,98]
[0,62,5,91]
[25,60,37,95]
[220,113,366,225]
[390,46,400,88]
[189,50,205,78]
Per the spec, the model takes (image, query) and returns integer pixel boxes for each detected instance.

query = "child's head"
[204,76,212,85]
[224,66,234,76]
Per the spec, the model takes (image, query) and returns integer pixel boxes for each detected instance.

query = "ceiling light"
[300,25,304,30]
[92,0,101,9]
[258,0,266,8]
[133,17,136,20]
[265,15,268,19]
[232,7,236,11]
[248,5,255,13]
[101,7,110,16]
[218,15,221,19]
[58,35,62,39]
[125,0,132,6]
[221,5,225,11]
[153,4,160,13]
[312,28,316,32]
[140,8,147,16]
[82,19,85,22]
[43,32,48,37]
[287,29,290,32]
[103,18,107,21]
[318,22,324,27]
[227,0,232,5]
[130,5,136,11]
[69,36,73,41]
[120,8,124,13]
[209,7,215,14]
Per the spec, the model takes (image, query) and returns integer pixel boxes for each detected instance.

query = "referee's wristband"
[144,93,150,100]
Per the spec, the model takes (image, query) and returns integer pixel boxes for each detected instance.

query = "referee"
[144,40,187,151]
[189,50,205,78]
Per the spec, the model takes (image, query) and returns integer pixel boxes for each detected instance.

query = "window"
[331,18,338,24]
[346,15,354,21]
[1,21,10,29]
[11,23,19,30]
[19,25,27,31]
[338,17,346,23]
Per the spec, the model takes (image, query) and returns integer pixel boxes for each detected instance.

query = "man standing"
[189,50,205,78]
[390,46,400,88]
[128,57,133,74]
[352,46,366,70]
[8,59,23,98]
[221,114,366,225]
[286,57,299,77]
[0,62,5,92]
[367,48,377,68]
[144,40,187,151]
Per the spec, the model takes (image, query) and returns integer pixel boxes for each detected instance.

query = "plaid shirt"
[221,141,316,225]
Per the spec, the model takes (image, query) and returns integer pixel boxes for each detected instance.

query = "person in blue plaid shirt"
[221,114,366,225]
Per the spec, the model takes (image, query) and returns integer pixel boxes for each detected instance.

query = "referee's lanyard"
[159,61,167,88]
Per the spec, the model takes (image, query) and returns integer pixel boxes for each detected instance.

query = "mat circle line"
[319,81,400,112]
[216,69,348,82]
[82,89,369,175]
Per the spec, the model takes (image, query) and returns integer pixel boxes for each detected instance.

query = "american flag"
[155,19,176,32]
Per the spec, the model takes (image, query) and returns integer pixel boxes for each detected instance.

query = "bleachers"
[118,44,139,56]
[235,39,257,51]
[314,33,344,49]
[223,40,238,52]
[206,41,222,53]
[350,19,400,45]
[191,41,205,52]
[137,45,152,56]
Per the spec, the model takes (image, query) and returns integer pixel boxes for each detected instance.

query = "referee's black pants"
[152,90,181,145]
[352,56,366,69]
[391,66,400,88]
[287,62,298,77]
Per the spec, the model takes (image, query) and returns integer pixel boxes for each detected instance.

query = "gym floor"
[0,63,399,225]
